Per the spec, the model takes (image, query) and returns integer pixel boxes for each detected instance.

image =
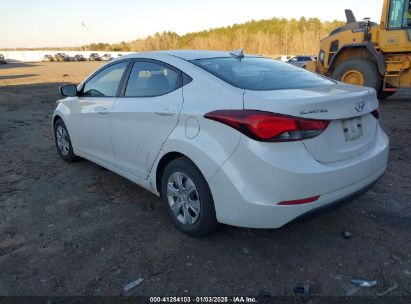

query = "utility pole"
[81,21,90,52]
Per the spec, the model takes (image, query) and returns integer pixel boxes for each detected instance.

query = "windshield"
[191,57,334,91]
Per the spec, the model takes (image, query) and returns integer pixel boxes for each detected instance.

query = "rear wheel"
[333,58,382,92]
[161,158,218,236]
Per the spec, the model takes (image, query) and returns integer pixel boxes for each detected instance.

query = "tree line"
[90,17,344,56]
[3,17,345,56]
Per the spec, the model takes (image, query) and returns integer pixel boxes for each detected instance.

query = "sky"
[0,0,383,48]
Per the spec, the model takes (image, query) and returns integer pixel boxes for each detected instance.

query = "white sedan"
[53,50,389,236]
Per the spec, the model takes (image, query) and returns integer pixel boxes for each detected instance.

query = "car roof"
[161,50,239,60]
[120,50,260,61]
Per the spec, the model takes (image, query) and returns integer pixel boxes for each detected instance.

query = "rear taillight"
[371,109,379,119]
[204,110,329,142]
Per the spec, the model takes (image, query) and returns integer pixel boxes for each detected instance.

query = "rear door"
[70,61,129,165]
[110,59,185,179]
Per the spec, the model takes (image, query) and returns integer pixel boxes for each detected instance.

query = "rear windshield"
[191,57,334,90]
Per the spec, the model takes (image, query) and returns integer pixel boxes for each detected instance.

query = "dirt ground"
[0,62,410,298]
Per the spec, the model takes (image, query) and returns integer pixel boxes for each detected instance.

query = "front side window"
[192,57,334,91]
[125,61,181,97]
[82,61,128,97]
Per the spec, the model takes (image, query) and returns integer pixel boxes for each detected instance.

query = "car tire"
[54,118,77,162]
[161,157,219,236]
[332,58,382,92]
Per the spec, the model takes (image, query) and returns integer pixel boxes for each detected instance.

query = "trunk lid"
[243,83,379,163]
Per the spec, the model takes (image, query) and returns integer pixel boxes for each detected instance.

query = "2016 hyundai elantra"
[53,50,389,236]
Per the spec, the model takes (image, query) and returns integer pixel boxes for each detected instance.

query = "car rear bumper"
[208,126,389,228]
[289,171,384,225]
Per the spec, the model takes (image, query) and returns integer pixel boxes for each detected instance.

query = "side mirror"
[59,84,78,97]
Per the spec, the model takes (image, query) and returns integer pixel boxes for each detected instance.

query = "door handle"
[155,111,175,117]
[95,107,108,115]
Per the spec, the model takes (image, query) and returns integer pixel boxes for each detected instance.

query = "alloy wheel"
[56,125,70,156]
[167,172,201,225]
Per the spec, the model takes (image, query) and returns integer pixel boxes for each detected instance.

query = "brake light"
[204,110,329,142]
[371,109,379,119]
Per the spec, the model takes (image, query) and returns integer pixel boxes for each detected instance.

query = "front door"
[70,61,129,165]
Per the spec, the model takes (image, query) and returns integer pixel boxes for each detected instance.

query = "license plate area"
[342,117,363,142]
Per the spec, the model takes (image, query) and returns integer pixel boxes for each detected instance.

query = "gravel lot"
[0,62,410,298]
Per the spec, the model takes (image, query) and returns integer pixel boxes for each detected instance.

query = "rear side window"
[82,61,128,97]
[191,57,334,91]
[125,61,181,97]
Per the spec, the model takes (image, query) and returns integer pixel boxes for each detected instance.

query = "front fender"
[329,43,386,76]
[52,98,73,136]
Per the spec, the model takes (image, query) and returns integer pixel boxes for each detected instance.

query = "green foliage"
[87,42,111,51]
[105,17,345,56]
[9,17,344,55]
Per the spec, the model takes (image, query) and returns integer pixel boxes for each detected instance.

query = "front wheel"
[161,158,219,236]
[54,118,77,162]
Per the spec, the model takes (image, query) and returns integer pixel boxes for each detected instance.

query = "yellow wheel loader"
[318,0,411,98]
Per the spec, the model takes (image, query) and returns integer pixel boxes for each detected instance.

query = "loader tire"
[333,58,382,92]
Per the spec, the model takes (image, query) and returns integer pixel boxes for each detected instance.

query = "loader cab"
[380,0,411,51]
[387,0,411,29]
[406,0,411,26]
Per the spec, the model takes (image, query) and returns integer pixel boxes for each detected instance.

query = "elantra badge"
[300,109,328,115]
[355,100,366,112]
